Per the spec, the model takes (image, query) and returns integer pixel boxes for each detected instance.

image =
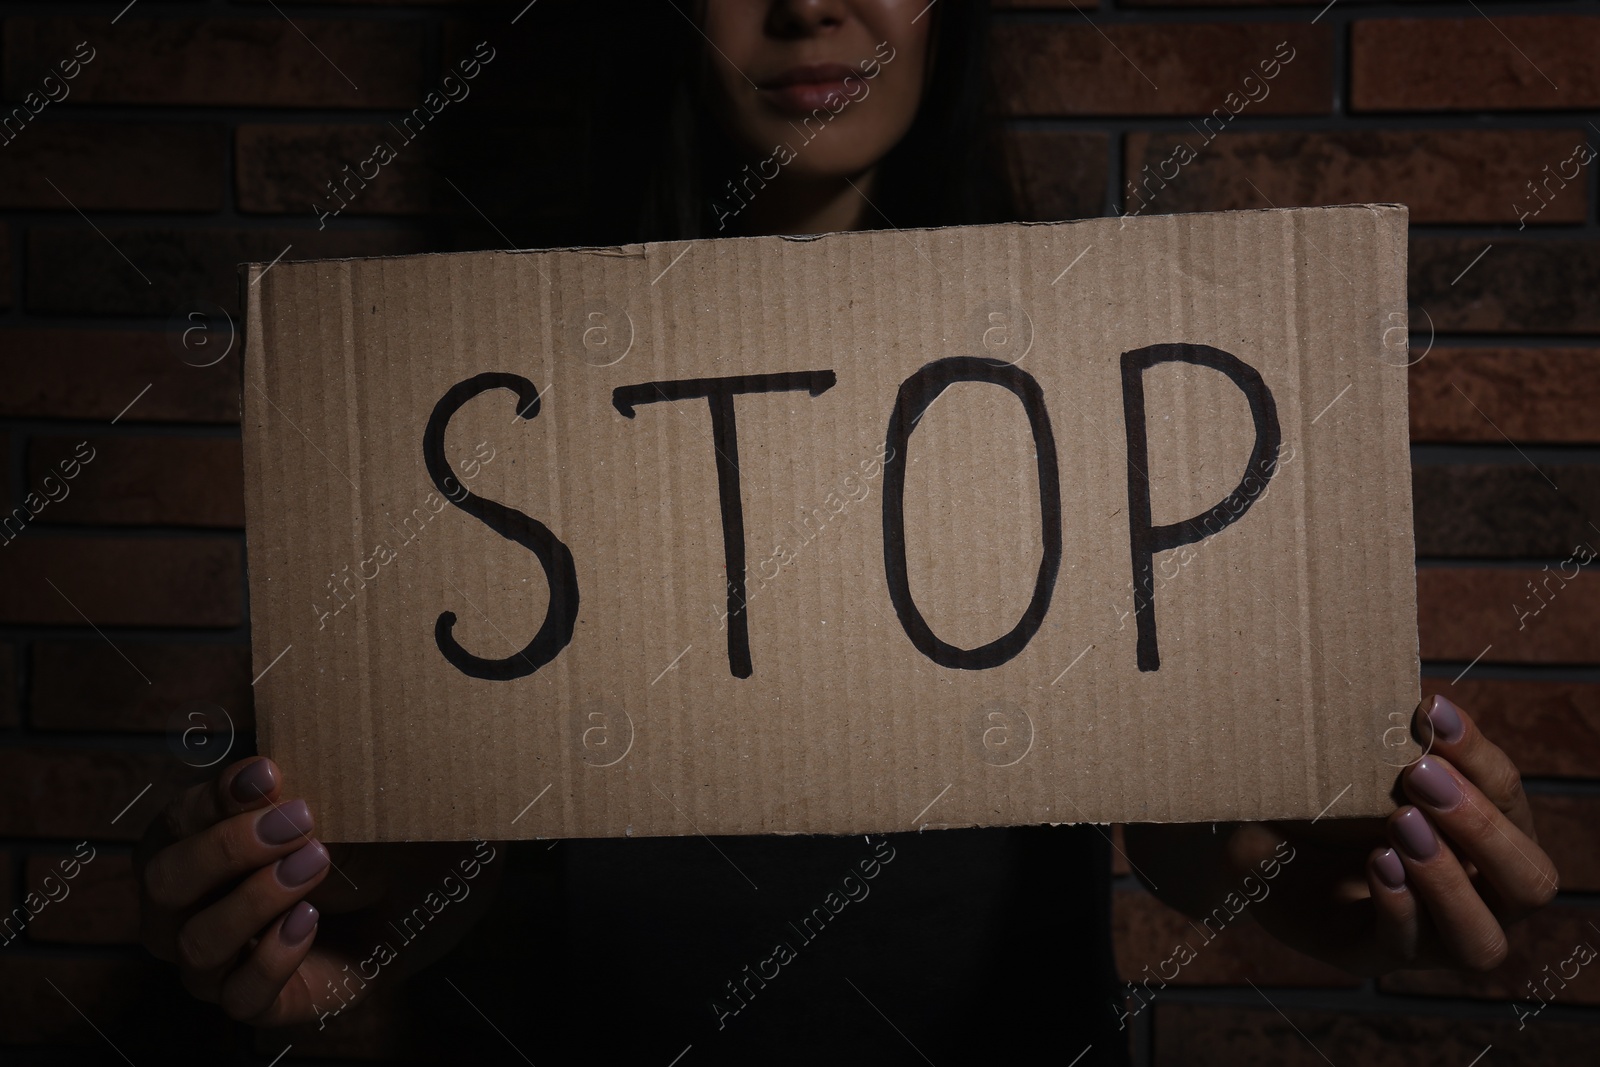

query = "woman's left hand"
[1126,695,1561,976]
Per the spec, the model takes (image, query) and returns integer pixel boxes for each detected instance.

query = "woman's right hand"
[135,756,342,1024]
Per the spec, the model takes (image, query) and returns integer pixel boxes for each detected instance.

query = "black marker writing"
[613,370,837,679]
[1119,343,1281,672]
[882,356,1063,670]
[423,373,579,680]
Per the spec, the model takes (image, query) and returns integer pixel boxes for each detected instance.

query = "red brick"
[1411,348,1600,444]
[992,23,1330,117]
[237,123,434,216]
[1412,464,1600,558]
[0,330,240,424]
[1381,905,1600,1004]
[251,981,416,1060]
[0,642,15,729]
[1006,130,1108,222]
[3,17,427,109]
[0,122,223,212]
[1432,678,1600,781]
[1152,1002,1599,1067]
[1418,568,1600,665]
[0,954,229,1049]
[0,223,10,308]
[28,435,245,527]
[26,225,432,317]
[32,641,254,733]
[0,748,194,841]
[1124,0,1322,5]
[24,850,138,945]
[1529,795,1600,893]
[1114,887,1359,990]
[0,537,242,627]
[1124,129,1587,224]
[1410,238,1600,335]
[1353,16,1600,111]
[0,955,152,1044]
[241,0,485,4]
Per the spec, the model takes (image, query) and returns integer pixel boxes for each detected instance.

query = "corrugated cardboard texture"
[242,205,1418,842]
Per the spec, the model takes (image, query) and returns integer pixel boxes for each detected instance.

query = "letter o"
[881,356,1063,670]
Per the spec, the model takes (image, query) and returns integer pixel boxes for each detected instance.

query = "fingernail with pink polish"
[281,900,319,946]
[231,759,278,804]
[277,840,330,888]
[1410,756,1462,810]
[1427,695,1465,744]
[256,800,313,846]
[1392,807,1439,860]
[1374,848,1405,889]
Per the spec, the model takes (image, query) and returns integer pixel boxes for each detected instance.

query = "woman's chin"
[772,153,885,186]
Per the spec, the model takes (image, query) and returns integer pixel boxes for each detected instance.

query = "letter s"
[423,373,579,680]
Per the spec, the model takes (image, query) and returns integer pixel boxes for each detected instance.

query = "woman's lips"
[757,63,863,116]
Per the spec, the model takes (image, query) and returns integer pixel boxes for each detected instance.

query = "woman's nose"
[766,0,850,37]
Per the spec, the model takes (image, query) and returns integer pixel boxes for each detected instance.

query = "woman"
[137,2,1558,1062]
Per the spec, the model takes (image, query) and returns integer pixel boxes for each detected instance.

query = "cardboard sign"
[242,205,1419,843]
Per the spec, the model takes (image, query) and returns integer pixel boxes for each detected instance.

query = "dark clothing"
[415,825,1129,1065]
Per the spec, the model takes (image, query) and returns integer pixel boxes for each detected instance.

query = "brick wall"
[0,1,1596,1063]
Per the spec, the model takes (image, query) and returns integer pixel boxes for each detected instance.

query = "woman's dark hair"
[435,1,1016,250]
[633,0,1017,241]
